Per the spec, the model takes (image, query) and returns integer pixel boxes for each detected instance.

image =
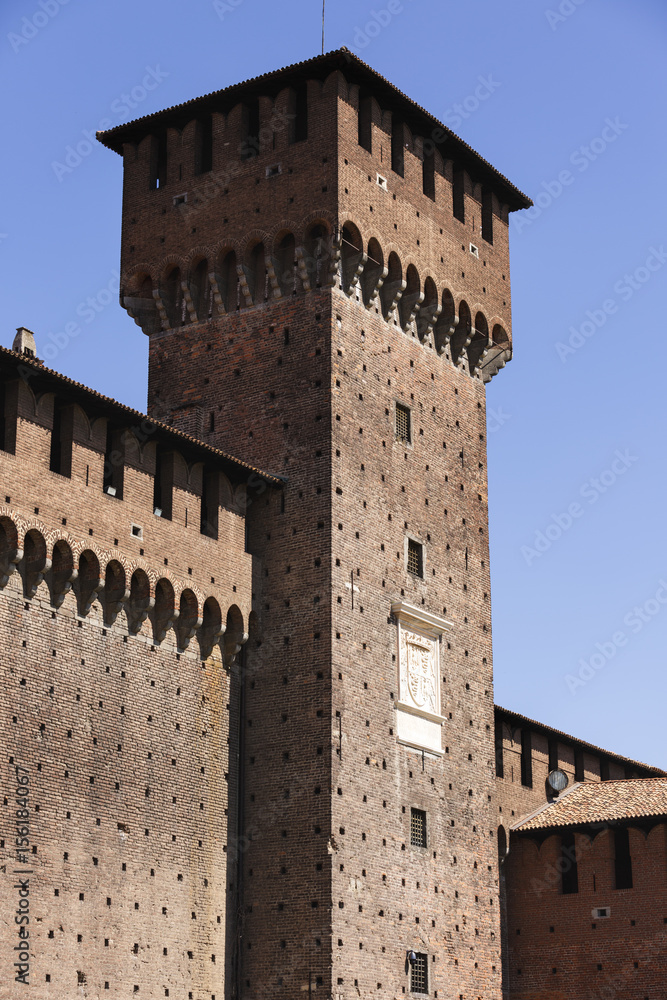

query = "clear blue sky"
[2,0,666,766]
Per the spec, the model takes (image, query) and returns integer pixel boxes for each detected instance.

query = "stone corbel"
[400,289,424,329]
[199,620,226,661]
[294,246,312,292]
[105,586,131,626]
[362,261,388,308]
[381,278,406,320]
[122,295,155,336]
[25,557,52,600]
[52,566,78,609]
[152,288,170,331]
[180,280,197,324]
[236,265,254,308]
[80,575,104,616]
[178,613,204,652]
[435,316,457,356]
[479,345,511,384]
[0,545,23,589]
[128,594,155,635]
[266,258,282,299]
[417,301,442,342]
[451,323,474,366]
[224,629,249,669]
[154,606,179,645]
[342,250,367,295]
[322,243,341,289]
[208,272,227,317]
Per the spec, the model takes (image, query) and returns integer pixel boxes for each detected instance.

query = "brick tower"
[99,49,530,1000]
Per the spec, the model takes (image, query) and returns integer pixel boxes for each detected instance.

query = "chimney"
[12,327,38,360]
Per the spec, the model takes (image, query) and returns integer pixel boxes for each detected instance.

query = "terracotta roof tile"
[495,704,666,776]
[97,49,531,211]
[0,346,284,485]
[513,778,667,832]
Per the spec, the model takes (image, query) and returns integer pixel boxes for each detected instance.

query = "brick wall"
[0,362,258,999]
[505,824,667,998]
[137,58,517,997]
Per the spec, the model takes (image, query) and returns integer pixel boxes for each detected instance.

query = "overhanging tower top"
[97,48,531,213]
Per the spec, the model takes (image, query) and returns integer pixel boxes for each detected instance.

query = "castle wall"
[0,365,257,999]
[494,709,659,831]
[140,67,511,996]
[505,824,667,998]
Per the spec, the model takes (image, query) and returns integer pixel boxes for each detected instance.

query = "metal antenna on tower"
[322,0,326,54]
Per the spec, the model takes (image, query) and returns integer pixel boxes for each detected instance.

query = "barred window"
[410,953,428,994]
[395,403,411,443]
[410,808,426,848]
[407,539,423,577]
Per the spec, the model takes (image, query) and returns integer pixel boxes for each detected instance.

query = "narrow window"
[574,749,585,782]
[548,738,559,774]
[482,188,493,243]
[149,130,168,190]
[0,381,5,452]
[391,120,404,177]
[422,151,435,201]
[49,399,62,473]
[0,381,17,455]
[520,729,532,788]
[358,95,372,153]
[241,99,260,161]
[410,808,427,848]
[410,953,428,995]
[395,403,411,444]
[561,832,578,894]
[494,717,504,778]
[407,539,423,578]
[153,449,173,520]
[292,83,308,143]
[614,827,632,889]
[195,116,213,175]
[453,167,465,223]
[103,424,124,499]
[200,466,218,539]
[49,398,72,478]
[600,758,610,781]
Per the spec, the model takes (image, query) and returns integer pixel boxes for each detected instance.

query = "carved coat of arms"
[401,629,437,715]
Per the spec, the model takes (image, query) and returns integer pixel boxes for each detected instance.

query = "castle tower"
[100,49,530,1000]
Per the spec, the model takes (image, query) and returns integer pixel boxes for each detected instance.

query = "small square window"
[410,952,428,994]
[396,403,411,444]
[407,539,423,578]
[410,808,427,848]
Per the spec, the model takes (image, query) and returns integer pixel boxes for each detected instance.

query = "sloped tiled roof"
[513,778,667,832]
[0,346,284,485]
[97,48,531,211]
[495,705,666,776]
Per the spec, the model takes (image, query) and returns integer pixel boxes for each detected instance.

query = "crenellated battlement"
[0,343,281,651]
[99,49,529,386]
